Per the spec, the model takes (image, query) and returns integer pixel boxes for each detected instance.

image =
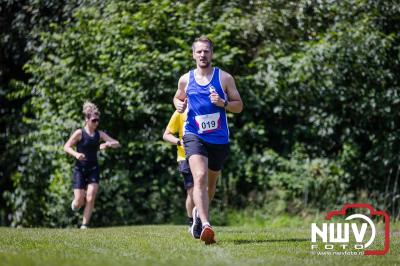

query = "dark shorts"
[73,164,100,189]
[178,160,194,190]
[183,134,229,171]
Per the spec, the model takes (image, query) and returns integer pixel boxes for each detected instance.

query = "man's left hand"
[209,92,224,108]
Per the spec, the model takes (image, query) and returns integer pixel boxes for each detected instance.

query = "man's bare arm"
[173,73,188,113]
[222,72,243,113]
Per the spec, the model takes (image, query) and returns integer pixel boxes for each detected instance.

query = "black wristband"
[177,140,181,146]
[224,100,228,108]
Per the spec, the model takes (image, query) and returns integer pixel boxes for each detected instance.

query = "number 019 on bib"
[195,112,221,134]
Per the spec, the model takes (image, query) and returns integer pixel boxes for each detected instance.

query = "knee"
[76,197,85,208]
[86,193,97,204]
[193,168,207,178]
[193,173,207,188]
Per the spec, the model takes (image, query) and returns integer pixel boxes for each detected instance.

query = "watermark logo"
[310,204,390,256]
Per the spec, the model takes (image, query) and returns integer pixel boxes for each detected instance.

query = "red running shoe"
[200,224,216,245]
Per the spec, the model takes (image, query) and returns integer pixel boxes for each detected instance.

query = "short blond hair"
[192,35,213,52]
[82,101,100,119]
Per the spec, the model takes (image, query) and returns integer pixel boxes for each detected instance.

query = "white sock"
[203,222,210,227]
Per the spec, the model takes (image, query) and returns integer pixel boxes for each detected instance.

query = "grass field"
[0,224,399,266]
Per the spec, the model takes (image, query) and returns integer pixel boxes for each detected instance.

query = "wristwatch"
[224,100,228,108]
[177,140,181,146]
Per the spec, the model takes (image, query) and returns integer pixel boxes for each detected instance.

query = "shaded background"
[1,0,400,227]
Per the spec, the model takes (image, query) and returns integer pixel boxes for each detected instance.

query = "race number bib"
[195,112,221,134]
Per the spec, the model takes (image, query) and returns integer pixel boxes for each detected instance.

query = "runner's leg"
[208,169,219,202]
[73,189,86,209]
[82,183,99,225]
[188,154,209,224]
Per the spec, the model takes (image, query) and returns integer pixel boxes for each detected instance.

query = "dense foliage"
[2,0,400,226]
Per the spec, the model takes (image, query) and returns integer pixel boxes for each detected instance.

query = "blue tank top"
[185,67,229,144]
[76,128,100,167]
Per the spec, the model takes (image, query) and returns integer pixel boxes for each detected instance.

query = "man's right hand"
[176,98,187,113]
[75,153,86,161]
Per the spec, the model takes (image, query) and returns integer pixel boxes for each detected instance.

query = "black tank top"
[76,128,100,167]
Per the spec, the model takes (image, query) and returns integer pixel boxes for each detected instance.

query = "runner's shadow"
[228,238,309,245]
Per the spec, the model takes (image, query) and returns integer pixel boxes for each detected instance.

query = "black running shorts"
[183,133,229,171]
[72,164,100,189]
[178,160,194,190]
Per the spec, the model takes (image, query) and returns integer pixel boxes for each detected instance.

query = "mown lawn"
[0,225,398,266]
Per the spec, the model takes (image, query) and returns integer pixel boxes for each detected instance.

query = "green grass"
[0,225,399,266]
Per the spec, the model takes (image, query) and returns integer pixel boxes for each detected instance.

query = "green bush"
[3,0,400,226]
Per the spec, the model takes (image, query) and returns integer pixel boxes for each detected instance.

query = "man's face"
[192,41,213,68]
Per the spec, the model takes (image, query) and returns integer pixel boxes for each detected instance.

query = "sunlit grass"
[0,224,399,266]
